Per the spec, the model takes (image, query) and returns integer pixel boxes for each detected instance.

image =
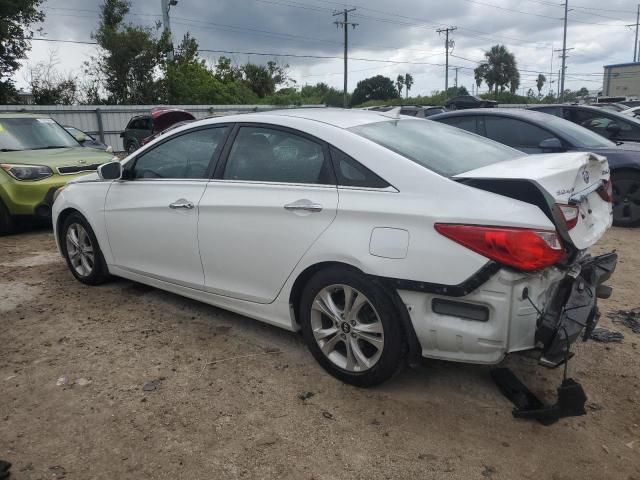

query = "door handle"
[284,202,323,213]
[169,199,194,209]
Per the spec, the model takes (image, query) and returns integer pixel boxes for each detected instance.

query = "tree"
[351,75,399,106]
[536,74,546,98]
[27,52,78,105]
[577,87,590,98]
[241,61,292,98]
[0,0,45,103]
[85,0,169,104]
[395,75,404,97]
[473,45,520,98]
[404,73,414,99]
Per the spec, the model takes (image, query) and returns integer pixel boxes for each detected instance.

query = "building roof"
[603,62,640,69]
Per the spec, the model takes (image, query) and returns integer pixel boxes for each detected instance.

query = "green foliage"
[536,74,546,97]
[351,75,399,106]
[0,0,44,103]
[474,45,520,98]
[86,0,169,104]
[242,61,292,98]
[28,54,78,105]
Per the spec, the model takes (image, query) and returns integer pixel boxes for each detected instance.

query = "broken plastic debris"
[56,376,69,386]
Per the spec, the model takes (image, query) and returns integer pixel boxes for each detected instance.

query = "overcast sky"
[16,0,640,97]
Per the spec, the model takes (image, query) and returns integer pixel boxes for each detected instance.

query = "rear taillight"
[435,224,565,271]
[556,204,579,230]
[597,179,613,203]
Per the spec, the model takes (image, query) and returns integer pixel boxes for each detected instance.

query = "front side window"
[350,119,520,177]
[223,126,333,184]
[0,117,78,151]
[130,127,227,179]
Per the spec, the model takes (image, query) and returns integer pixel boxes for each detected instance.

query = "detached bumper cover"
[536,252,618,366]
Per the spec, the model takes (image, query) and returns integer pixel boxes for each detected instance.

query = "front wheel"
[299,267,406,387]
[612,171,640,227]
[0,198,15,236]
[61,213,111,285]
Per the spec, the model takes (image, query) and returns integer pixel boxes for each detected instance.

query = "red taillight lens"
[435,224,565,271]
[556,204,579,230]
[597,179,613,203]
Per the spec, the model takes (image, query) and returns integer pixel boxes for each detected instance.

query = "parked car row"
[52,107,617,387]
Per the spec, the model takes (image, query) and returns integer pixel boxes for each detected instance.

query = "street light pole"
[560,1,569,102]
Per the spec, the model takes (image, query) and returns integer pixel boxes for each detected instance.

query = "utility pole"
[559,0,569,102]
[333,8,358,109]
[549,44,554,97]
[454,67,460,89]
[635,4,639,62]
[161,0,178,62]
[436,26,457,97]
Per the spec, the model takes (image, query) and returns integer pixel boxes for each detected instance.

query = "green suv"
[0,113,114,234]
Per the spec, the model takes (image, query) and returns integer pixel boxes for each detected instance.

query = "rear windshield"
[0,117,78,151]
[349,119,520,176]
[547,116,615,148]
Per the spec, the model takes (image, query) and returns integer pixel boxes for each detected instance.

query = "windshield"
[547,116,615,148]
[0,117,79,151]
[349,119,520,176]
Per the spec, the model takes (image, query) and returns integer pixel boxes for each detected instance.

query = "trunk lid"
[455,152,612,250]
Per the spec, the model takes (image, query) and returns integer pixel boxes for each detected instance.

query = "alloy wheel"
[612,176,640,225]
[66,223,95,277]
[310,284,384,372]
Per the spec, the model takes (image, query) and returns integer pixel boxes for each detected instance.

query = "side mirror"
[74,132,88,143]
[97,161,122,180]
[606,122,621,137]
[539,137,563,151]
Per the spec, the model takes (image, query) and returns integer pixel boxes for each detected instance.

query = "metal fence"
[0,104,324,151]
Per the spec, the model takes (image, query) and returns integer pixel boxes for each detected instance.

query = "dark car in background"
[444,95,497,110]
[529,104,640,144]
[590,102,629,112]
[120,108,195,153]
[368,105,445,117]
[430,108,640,227]
[64,126,111,152]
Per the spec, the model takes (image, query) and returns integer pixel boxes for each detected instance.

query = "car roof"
[430,107,554,122]
[255,108,408,129]
[0,112,50,119]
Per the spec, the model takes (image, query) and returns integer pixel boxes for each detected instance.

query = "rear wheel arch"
[289,261,421,364]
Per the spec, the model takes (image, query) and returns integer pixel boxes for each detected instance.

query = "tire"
[0,198,15,236]
[60,213,111,285]
[612,170,640,228]
[126,139,139,154]
[299,266,406,387]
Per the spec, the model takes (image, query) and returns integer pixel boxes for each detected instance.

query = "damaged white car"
[52,108,617,387]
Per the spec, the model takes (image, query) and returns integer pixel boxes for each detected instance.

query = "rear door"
[436,115,481,135]
[104,125,229,287]
[198,124,338,303]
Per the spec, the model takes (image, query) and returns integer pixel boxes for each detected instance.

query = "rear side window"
[223,126,334,184]
[330,147,389,188]
[437,116,478,134]
[484,116,553,150]
[350,119,519,177]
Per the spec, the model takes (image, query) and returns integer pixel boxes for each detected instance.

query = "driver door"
[104,125,230,288]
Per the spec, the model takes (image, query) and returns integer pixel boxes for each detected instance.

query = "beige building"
[602,62,640,99]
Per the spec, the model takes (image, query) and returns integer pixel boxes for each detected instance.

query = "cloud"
[17,0,638,96]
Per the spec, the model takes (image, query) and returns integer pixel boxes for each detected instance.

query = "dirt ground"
[0,227,639,480]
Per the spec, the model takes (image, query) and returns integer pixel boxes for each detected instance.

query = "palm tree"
[395,75,404,97]
[536,74,546,98]
[474,45,519,98]
[404,73,414,99]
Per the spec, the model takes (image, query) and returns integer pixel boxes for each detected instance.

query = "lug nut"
[350,320,356,326]
[350,332,356,338]
[341,333,346,339]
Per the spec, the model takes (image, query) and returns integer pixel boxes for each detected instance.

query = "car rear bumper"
[395,253,617,365]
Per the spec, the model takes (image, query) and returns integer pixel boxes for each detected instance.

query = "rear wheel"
[0,198,15,236]
[299,267,405,387]
[612,170,640,227]
[61,213,111,285]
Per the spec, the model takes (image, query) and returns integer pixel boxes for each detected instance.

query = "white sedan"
[52,108,617,386]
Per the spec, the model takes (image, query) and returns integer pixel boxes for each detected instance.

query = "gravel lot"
[1,227,639,480]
